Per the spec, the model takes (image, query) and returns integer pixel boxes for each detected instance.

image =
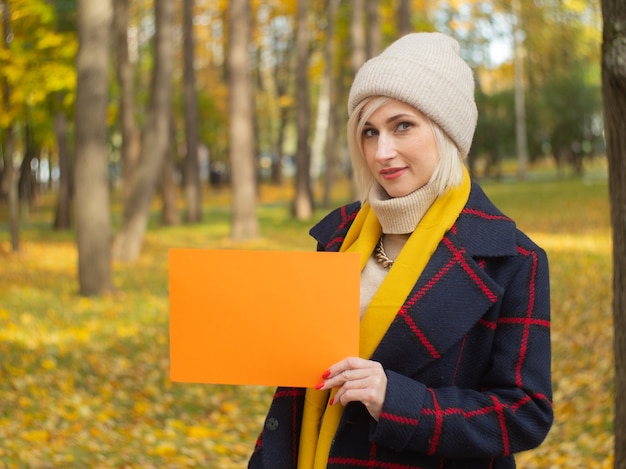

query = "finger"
[327,357,369,377]
[333,378,379,406]
[333,375,387,421]
[325,367,368,388]
[332,371,380,401]
[320,359,384,391]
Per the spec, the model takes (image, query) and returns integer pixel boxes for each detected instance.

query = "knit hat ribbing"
[347,32,478,157]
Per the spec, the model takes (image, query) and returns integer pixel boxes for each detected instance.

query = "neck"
[368,182,438,234]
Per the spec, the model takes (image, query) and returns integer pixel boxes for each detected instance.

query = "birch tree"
[74,0,113,294]
[113,0,175,262]
[228,0,259,239]
[113,0,141,213]
[183,0,202,223]
[293,0,314,220]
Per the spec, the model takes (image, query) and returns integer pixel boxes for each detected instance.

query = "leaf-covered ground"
[0,167,613,467]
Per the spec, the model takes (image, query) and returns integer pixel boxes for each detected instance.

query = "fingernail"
[322,369,331,379]
[315,382,324,390]
[329,397,334,405]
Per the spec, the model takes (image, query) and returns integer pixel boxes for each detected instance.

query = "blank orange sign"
[168,248,360,388]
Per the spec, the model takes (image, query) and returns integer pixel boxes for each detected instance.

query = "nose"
[374,133,395,162]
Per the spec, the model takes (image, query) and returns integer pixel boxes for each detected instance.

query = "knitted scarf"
[297,168,471,469]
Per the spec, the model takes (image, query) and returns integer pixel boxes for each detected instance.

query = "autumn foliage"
[0,166,613,468]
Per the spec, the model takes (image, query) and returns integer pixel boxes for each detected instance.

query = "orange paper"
[168,248,360,387]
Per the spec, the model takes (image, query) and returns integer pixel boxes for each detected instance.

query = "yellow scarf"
[297,168,471,469]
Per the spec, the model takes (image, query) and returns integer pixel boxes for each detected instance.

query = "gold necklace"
[374,236,394,268]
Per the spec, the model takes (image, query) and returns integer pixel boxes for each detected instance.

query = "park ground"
[0,159,614,467]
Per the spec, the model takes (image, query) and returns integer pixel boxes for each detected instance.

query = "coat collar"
[453,183,518,258]
[385,225,505,371]
[310,182,518,370]
[311,182,518,260]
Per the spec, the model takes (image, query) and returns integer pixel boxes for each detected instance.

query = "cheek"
[411,138,439,169]
[426,149,440,170]
[363,144,377,169]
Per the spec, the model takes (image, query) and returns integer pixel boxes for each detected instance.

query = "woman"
[249,32,553,469]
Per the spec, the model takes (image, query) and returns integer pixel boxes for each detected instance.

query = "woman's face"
[361,99,439,198]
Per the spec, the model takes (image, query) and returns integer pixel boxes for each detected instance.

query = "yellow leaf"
[151,442,177,457]
[18,396,32,408]
[188,425,214,439]
[169,419,186,431]
[220,402,238,413]
[214,443,229,455]
[22,430,48,443]
[41,358,56,370]
[37,32,63,49]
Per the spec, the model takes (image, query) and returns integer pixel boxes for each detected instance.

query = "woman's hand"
[316,356,387,421]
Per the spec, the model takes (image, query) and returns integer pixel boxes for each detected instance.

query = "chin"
[383,188,411,198]
[383,179,431,198]
[381,183,420,198]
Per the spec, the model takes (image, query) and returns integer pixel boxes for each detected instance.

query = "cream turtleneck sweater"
[359,182,438,318]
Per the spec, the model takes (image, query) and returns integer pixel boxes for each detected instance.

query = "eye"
[363,127,378,138]
[397,121,413,132]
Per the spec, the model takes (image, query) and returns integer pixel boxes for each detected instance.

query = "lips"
[380,167,407,180]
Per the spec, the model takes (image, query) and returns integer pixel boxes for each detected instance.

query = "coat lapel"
[375,230,503,371]
[311,183,519,375]
[370,184,519,373]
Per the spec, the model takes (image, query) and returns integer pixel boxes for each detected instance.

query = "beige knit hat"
[347,32,477,156]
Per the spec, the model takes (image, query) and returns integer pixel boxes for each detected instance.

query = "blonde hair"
[347,96,465,201]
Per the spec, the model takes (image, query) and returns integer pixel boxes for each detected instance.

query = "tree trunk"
[310,6,334,184]
[19,125,38,212]
[351,0,367,75]
[3,124,19,251]
[113,0,141,213]
[113,0,174,262]
[74,0,113,295]
[2,0,19,251]
[271,32,294,186]
[321,0,339,209]
[54,103,72,230]
[349,0,367,200]
[293,0,314,220]
[397,0,412,36]
[601,1,626,467]
[366,0,381,58]
[512,0,529,179]
[183,0,201,223]
[227,0,259,239]
[6,132,19,252]
[160,119,180,226]
[273,105,289,185]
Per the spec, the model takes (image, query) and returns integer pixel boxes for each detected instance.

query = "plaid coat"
[249,182,553,469]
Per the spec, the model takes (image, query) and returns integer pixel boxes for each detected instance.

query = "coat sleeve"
[370,244,553,458]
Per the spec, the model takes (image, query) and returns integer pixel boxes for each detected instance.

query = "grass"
[0,161,614,468]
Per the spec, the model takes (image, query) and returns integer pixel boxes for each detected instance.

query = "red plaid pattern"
[249,183,552,469]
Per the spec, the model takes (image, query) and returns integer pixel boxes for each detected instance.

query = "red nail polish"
[322,369,331,379]
[315,382,324,390]
[329,397,334,406]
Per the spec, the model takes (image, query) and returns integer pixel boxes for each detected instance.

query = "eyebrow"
[364,113,417,127]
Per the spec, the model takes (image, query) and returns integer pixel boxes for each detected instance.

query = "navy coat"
[249,183,553,469]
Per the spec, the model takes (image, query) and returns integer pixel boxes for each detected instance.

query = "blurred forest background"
[0,0,616,468]
[0,0,602,274]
